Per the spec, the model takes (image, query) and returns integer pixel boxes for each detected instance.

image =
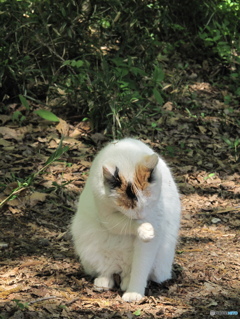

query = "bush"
[0,0,239,135]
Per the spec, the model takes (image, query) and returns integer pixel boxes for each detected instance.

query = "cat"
[71,138,181,302]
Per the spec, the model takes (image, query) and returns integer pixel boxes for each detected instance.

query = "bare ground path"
[0,81,239,318]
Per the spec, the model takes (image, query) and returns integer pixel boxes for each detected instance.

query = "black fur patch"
[107,167,122,189]
[148,169,155,183]
[126,183,138,201]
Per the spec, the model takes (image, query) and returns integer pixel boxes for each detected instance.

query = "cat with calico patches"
[71,138,181,302]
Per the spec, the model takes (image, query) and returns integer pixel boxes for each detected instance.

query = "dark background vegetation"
[1,0,239,136]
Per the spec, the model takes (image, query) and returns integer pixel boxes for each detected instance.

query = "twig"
[198,206,240,215]
[0,186,28,208]
[28,296,61,305]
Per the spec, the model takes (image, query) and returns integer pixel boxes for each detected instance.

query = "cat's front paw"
[94,276,114,291]
[137,222,154,242]
[120,275,130,291]
[122,291,143,302]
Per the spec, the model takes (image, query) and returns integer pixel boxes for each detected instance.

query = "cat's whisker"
[127,217,133,236]
[121,215,133,237]
[101,213,127,233]
[119,214,130,236]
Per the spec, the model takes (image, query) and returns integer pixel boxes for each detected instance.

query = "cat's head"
[102,153,159,219]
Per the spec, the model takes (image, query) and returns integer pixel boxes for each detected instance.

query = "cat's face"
[103,154,159,219]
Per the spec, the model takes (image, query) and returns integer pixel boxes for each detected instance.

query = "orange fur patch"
[134,164,152,191]
[134,154,158,193]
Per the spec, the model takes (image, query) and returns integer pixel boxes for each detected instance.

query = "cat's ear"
[142,153,159,170]
[103,165,122,188]
[103,165,114,181]
[135,154,159,187]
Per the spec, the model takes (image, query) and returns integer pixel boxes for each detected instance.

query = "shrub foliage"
[0,0,239,135]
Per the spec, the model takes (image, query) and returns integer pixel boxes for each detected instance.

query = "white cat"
[71,138,181,302]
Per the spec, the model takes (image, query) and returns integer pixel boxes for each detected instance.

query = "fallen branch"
[198,206,240,215]
[28,296,61,305]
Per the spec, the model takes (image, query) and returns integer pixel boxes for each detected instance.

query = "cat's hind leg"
[150,237,176,284]
[81,259,114,290]
[94,275,114,291]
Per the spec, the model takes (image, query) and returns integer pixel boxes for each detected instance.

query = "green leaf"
[63,60,84,68]
[222,136,232,147]
[101,18,111,28]
[13,299,29,310]
[71,60,84,68]
[131,67,146,76]
[111,57,126,67]
[153,88,163,105]
[44,138,69,166]
[133,309,141,316]
[204,173,216,180]
[153,66,164,83]
[35,110,59,122]
[177,250,184,254]
[117,68,129,77]
[19,94,30,111]
[234,138,240,147]
[12,111,22,121]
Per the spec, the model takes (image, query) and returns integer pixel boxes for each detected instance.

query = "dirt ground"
[0,81,240,318]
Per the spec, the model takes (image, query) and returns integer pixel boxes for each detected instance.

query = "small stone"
[211,218,221,224]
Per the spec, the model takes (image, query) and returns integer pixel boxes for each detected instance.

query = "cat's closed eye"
[147,169,155,183]
[103,166,122,189]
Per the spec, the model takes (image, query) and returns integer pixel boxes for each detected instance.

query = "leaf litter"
[0,78,240,319]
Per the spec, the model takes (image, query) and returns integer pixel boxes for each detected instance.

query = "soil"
[0,79,240,318]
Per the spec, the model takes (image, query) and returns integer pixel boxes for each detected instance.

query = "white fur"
[71,138,181,302]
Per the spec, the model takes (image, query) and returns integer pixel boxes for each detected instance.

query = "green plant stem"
[0,138,69,209]
[0,186,28,208]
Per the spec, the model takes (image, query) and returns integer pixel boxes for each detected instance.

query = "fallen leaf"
[0,115,11,124]
[4,182,19,195]
[198,125,207,134]
[29,192,47,207]
[162,101,174,111]
[56,119,69,136]
[20,259,43,268]
[69,127,83,138]
[91,133,108,144]
[2,146,15,151]
[18,124,33,135]
[48,139,59,149]
[7,198,21,207]
[8,207,21,214]
[0,286,23,298]
[0,138,12,147]
[0,127,24,141]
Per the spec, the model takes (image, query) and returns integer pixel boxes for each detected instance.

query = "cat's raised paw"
[122,291,143,302]
[94,276,114,291]
[137,222,154,242]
